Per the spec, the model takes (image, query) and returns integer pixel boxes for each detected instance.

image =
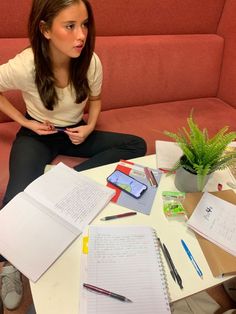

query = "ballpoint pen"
[163,243,183,289]
[157,238,175,281]
[83,283,132,302]
[158,238,183,289]
[100,212,137,221]
[181,239,203,278]
[144,167,158,187]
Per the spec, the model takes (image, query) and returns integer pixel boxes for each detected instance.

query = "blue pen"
[181,239,203,278]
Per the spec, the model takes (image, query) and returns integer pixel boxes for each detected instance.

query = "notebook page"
[187,192,236,256]
[25,163,115,231]
[85,225,170,314]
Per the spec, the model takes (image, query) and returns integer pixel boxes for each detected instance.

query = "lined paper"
[85,225,170,314]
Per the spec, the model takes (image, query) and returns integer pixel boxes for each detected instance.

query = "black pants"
[2,121,146,206]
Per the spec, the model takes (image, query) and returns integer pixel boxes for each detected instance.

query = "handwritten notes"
[187,192,236,256]
[84,225,170,314]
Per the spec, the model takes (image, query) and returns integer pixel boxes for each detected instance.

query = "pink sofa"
[1,0,236,204]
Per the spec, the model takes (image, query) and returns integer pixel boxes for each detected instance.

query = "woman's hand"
[25,120,57,135]
[65,125,93,145]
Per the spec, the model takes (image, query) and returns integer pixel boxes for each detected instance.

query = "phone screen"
[107,170,147,198]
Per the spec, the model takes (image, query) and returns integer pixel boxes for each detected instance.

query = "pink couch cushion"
[90,0,225,35]
[95,97,236,155]
[0,0,225,38]
[95,35,224,111]
[217,0,236,108]
[0,38,29,122]
[0,0,31,38]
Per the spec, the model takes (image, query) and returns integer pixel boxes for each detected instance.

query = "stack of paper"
[187,192,236,256]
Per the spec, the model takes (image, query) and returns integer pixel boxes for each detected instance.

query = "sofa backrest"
[0,0,30,38]
[95,35,223,110]
[1,0,236,120]
[0,0,225,37]
[217,0,236,108]
[91,0,225,36]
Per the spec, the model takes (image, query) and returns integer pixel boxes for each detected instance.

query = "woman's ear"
[39,20,50,39]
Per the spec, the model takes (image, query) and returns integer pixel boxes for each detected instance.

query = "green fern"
[164,111,236,190]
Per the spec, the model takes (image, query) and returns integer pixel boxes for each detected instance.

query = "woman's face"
[43,1,88,63]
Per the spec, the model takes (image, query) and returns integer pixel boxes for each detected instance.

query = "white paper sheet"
[155,140,182,169]
[187,192,236,256]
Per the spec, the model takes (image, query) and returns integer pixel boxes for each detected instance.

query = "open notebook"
[80,225,170,314]
[0,163,115,282]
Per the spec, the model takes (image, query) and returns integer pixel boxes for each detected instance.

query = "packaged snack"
[162,191,186,217]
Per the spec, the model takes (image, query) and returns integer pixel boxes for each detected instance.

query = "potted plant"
[164,112,236,192]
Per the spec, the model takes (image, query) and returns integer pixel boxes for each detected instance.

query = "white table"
[30,154,236,314]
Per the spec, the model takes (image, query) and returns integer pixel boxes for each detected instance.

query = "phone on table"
[107,170,147,199]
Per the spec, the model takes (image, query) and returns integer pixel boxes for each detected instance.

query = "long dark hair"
[28,0,95,110]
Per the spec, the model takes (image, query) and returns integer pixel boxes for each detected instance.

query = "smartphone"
[107,170,147,198]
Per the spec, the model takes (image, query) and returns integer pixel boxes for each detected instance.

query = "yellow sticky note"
[82,236,89,254]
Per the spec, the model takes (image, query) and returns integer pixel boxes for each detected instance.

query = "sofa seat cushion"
[1,96,235,205]
[95,97,236,154]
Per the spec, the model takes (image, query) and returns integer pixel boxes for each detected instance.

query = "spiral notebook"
[82,225,170,314]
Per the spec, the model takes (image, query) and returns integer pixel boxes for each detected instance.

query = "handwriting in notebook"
[84,225,170,314]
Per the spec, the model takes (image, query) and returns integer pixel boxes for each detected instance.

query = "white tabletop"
[30,154,236,314]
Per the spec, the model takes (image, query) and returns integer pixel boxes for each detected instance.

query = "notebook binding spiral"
[152,229,171,311]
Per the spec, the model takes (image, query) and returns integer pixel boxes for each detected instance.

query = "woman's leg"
[2,133,56,206]
[62,130,147,171]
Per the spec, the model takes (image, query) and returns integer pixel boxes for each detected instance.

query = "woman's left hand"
[65,125,93,145]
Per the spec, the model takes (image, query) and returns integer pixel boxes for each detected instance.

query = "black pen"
[163,244,183,289]
[157,238,176,282]
[83,283,132,302]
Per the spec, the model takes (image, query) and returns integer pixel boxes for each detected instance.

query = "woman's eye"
[82,21,88,28]
[66,24,75,30]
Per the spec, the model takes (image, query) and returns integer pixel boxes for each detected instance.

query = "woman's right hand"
[24,119,57,135]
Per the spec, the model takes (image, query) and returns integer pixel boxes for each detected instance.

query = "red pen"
[83,283,132,302]
[144,167,158,187]
[100,212,137,221]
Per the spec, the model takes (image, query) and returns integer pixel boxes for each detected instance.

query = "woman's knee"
[128,135,147,156]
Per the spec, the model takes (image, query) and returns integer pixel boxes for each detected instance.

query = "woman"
[0,0,146,206]
[0,0,146,310]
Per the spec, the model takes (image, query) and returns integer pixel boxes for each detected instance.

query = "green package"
[162,191,186,217]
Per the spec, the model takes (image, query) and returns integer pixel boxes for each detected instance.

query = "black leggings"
[2,121,146,206]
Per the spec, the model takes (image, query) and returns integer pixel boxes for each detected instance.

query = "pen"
[150,170,158,187]
[100,212,137,221]
[181,239,203,278]
[163,243,183,289]
[157,238,176,282]
[83,283,132,302]
[55,127,65,132]
[144,167,158,187]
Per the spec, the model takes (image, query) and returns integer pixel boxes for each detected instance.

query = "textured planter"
[174,167,211,192]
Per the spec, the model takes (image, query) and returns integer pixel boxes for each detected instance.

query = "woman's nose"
[75,26,86,40]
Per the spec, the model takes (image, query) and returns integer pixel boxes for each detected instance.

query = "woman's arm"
[86,95,102,129]
[65,95,101,145]
[0,93,56,135]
